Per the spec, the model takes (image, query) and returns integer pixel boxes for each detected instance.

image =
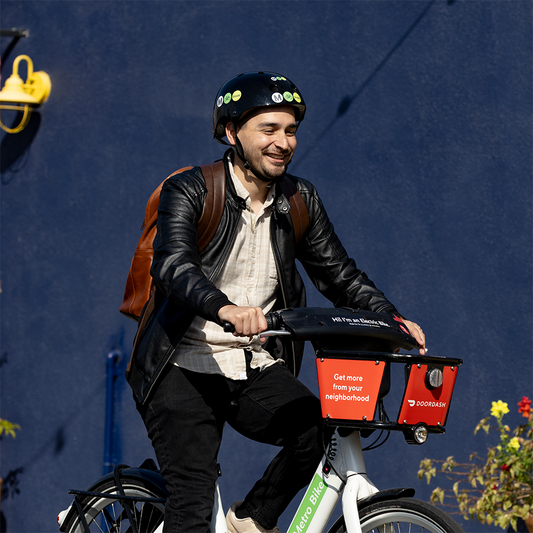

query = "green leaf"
[431,487,445,504]
[0,419,21,439]
[453,481,461,496]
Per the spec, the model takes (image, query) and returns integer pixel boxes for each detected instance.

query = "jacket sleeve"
[150,170,233,323]
[296,180,400,316]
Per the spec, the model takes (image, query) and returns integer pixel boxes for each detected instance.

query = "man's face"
[228,106,298,180]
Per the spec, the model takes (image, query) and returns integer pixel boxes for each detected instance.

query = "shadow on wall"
[0,467,23,533]
[292,0,456,172]
[0,111,41,181]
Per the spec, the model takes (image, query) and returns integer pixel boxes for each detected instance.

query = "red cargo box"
[316,358,386,421]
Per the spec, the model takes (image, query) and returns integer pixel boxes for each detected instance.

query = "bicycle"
[57,307,464,533]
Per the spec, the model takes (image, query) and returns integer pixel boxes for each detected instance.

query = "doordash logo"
[408,399,447,408]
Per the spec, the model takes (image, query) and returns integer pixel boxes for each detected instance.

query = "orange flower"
[518,396,532,418]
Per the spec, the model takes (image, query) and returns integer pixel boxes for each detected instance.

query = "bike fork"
[211,481,228,533]
[338,431,379,533]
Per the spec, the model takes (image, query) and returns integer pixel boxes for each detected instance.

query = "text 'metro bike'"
[58,307,464,533]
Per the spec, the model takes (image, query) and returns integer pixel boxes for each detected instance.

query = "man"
[127,71,425,533]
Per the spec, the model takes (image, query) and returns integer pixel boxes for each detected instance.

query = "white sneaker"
[226,501,281,533]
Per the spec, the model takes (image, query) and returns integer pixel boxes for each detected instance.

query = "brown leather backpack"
[119,161,309,322]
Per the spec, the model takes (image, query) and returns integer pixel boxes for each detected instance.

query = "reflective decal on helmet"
[232,90,242,102]
[224,93,232,104]
[293,93,302,103]
[272,92,283,103]
[217,96,224,108]
[283,91,294,102]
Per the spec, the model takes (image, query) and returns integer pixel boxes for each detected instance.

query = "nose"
[273,132,290,151]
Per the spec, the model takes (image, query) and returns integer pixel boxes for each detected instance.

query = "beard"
[248,149,293,182]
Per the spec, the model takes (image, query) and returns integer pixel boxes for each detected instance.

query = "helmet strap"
[233,135,251,170]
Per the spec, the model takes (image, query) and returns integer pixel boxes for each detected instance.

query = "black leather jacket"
[127,152,400,405]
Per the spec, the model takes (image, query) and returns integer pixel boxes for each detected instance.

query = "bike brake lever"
[258,330,292,337]
[222,322,291,337]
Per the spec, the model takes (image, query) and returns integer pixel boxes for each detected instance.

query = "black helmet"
[213,71,306,142]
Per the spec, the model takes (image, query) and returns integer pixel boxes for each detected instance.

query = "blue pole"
[104,350,121,475]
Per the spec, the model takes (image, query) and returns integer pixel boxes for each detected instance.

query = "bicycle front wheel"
[329,497,465,533]
[62,476,166,533]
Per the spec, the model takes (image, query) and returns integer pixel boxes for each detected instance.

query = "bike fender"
[357,487,415,509]
[59,467,168,533]
[84,466,168,496]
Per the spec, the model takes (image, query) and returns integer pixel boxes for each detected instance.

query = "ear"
[225,122,237,146]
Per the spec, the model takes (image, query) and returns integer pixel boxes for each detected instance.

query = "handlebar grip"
[223,322,235,333]
[265,313,278,330]
[222,312,279,334]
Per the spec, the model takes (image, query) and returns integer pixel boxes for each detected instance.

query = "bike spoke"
[101,506,120,533]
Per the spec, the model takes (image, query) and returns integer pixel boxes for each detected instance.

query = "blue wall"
[1,1,531,532]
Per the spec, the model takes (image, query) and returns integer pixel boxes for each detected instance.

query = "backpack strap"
[198,161,225,250]
[280,177,309,245]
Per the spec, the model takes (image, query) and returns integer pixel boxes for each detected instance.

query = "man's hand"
[218,305,267,338]
[402,319,427,355]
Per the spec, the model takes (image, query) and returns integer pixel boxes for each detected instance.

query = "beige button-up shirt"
[171,157,281,380]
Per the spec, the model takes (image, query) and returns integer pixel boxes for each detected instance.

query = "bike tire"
[62,475,166,533]
[328,497,465,533]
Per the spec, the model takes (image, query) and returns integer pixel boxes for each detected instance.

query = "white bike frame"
[154,428,378,533]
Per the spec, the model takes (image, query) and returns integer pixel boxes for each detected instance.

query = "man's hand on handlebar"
[402,319,427,355]
[218,305,268,340]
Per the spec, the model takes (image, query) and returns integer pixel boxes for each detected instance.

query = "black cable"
[362,430,391,451]
[321,421,347,484]
[362,401,391,451]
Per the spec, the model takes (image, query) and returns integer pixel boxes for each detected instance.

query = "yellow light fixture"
[0,54,51,134]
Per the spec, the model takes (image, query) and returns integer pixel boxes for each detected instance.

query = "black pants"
[138,355,324,533]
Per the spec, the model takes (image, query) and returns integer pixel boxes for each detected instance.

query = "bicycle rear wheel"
[328,497,465,533]
[62,476,166,533]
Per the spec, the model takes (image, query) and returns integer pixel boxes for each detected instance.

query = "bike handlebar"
[221,307,419,352]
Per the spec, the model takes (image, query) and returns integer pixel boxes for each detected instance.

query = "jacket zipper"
[271,222,297,376]
[207,202,242,283]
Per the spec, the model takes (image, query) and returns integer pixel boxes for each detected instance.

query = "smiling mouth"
[264,152,290,164]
